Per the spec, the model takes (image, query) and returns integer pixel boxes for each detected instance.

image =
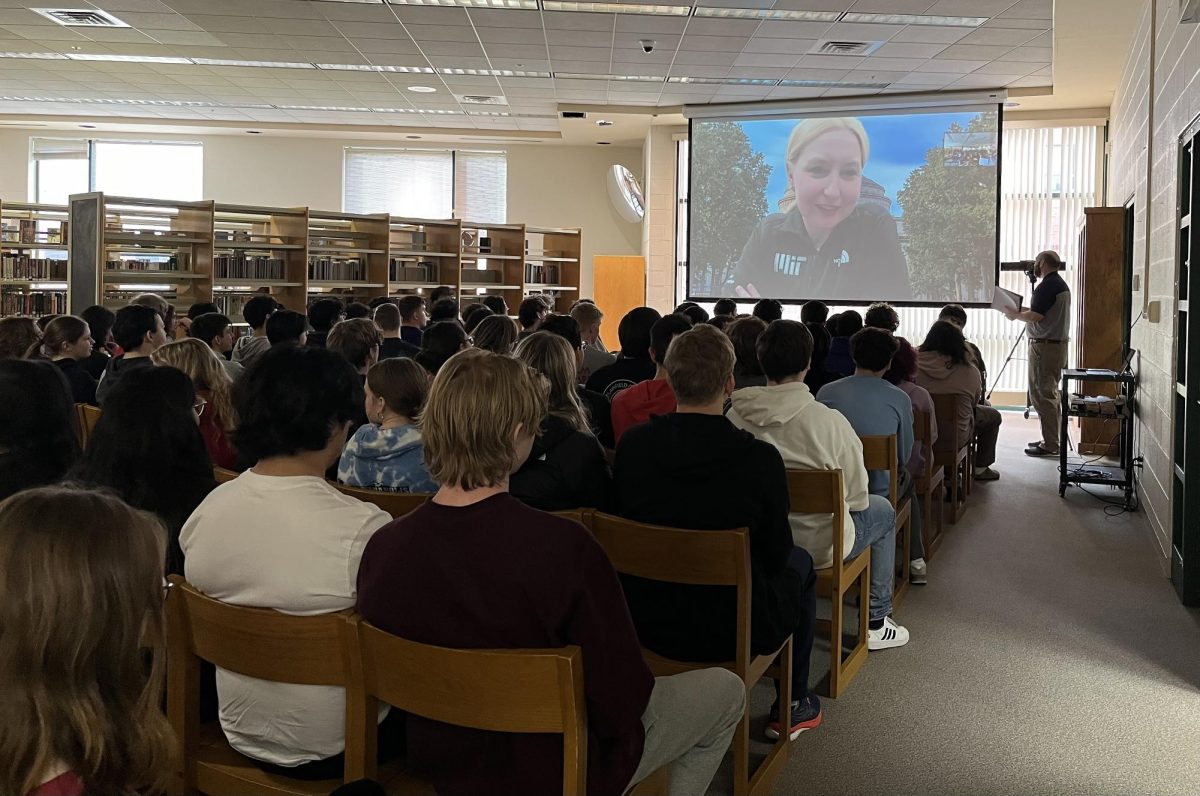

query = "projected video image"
[688,109,1000,305]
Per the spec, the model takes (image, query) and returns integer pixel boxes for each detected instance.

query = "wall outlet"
[1147,299,1162,323]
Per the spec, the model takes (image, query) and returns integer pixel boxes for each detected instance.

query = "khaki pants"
[1029,340,1067,451]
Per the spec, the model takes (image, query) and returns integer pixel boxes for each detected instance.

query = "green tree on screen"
[692,123,771,291]
[897,112,999,301]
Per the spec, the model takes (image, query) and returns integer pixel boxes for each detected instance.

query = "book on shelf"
[106,256,185,272]
[1,255,68,280]
[1,287,67,316]
[524,263,560,284]
[389,260,437,283]
[215,254,285,281]
[309,257,365,282]
[1,220,67,246]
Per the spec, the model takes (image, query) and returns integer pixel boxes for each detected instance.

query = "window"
[31,138,203,203]
[343,148,506,223]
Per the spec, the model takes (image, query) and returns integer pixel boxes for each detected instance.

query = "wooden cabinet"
[1075,207,1128,455]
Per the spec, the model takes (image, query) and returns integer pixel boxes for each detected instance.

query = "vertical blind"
[454,150,507,224]
[343,148,507,223]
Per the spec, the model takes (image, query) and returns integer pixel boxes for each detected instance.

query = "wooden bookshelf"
[524,226,582,313]
[213,203,309,319]
[307,210,389,307]
[388,216,461,299]
[68,193,214,315]
[459,221,525,312]
[0,200,70,317]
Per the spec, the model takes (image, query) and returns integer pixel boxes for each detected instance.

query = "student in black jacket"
[34,315,99,405]
[585,306,661,403]
[511,332,611,512]
[614,324,821,742]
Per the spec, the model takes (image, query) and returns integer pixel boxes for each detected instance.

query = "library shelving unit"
[524,226,582,313]
[459,221,525,312]
[388,216,461,299]
[0,200,70,317]
[307,211,388,306]
[213,204,309,319]
[68,193,214,315]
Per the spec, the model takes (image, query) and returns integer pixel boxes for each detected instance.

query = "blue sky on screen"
[733,111,988,218]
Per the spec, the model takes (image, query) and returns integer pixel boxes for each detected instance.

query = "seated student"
[917,320,1002,481]
[357,348,744,796]
[708,314,734,332]
[865,302,900,333]
[96,304,168,406]
[37,315,98,405]
[305,297,344,348]
[538,312,614,447]
[885,337,939,482]
[727,315,768,389]
[472,313,519,355]
[752,298,783,323]
[611,313,693,444]
[713,297,738,317]
[339,357,437,493]
[233,294,278,368]
[428,285,454,306]
[428,297,459,324]
[585,306,661,402]
[0,359,79,501]
[397,295,427,347]
[181,345,393,773]
[72,366,216,574]
[129,292,182,341]
[615,324,821,741]
[569,299,617,382]
[371,302,420,360]
[939,303,988,393]
[415,320,469,376]
[190,312,244,381]
[0,316,40,360]
[344,301,371,320]
[480,294,507,317]
[266,309,308,347]
[0,486,174,796]
[151,338,239,472]
[462,304,494,334]
[79,304,116,381]
[517,296,548,340]
[800,300,829,325]
[328,318,382,378]
[728,320,910,649]
[674,301,710,326]
[188,301,220,321]
[803,320,838,395]
[511,332,611,512]
[817,328,925,583]
[825,310,862,378]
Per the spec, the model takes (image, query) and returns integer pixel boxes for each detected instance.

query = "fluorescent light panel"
[555,72,664,81]
[316,63,435,72]
[0,51,68,60]
[542,1,691,16]
[67,53,191,64]
[387,0,538,7]
[776,78,891,88]
[192,58,315,69]
[693,7,840,20]
[840,12,988,27]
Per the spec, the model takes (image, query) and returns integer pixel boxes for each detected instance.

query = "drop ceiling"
[0,0,1053,136]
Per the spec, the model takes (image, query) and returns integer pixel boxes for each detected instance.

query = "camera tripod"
[985,268,1038,416]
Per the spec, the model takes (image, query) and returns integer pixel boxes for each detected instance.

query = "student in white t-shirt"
[180,344,392,774]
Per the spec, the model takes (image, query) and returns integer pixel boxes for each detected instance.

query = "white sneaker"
[910,558,927,585]
[868,616,910,650]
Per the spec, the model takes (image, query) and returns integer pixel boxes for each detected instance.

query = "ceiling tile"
[549,45,612,62]
[0,24,89,41]
[772,0,857,10]
[725,66,789,78]
[672,50,739,66]
[740,20,833,39]
[330,21,412,41]
[426,55,493,69]
[798,53,866,69]
[888,25,971,44]
[482,42,550,59]
[981,17,1046,30]
[973,58,1039,76]
[887,72,963,87]
[677,34,749,53]
[176,14,268,34]
[849,0,936,11]
[734,51,802,68]
[822,22,906,41]
[615,15,688,34]
[782,66,852,81]
[935,43,1016,60]
[864,56,930,71]
[283,35,360,53]
[474,26,546,45]
[956,26,1041,47]
[1007,74,1051,87]
[610,47,675,64]
[390,6,470,26]
[420,40,485,57]
[998,0,1052,20]
[914,58,987,73]
[873,41,948,59]
[925,0,1018,14]
[1009,45,1052,61]
[546,29,613,47]
[541,11,613,32]
[742,36,818,54]
[142,30,229,47]
[463,9,543,29]
[683,19,761,37]
[948,73,1017,88]
[404,24,480,44]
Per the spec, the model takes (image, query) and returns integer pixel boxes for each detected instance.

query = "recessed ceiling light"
[408,85,437,93]
[387,0,538,7]
[596,119,614,126]
[0,51,68,60]
[555,72,664,82]
[193,58,314,69]
[316,63,434,73]
[543,1,690,16]
[840,12,988,27]
[67,53,191,64]
[693,7,840,20]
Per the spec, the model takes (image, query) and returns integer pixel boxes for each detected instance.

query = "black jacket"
[81,349,110,382]
[380,337,421,360]
[54,357,98,405]
[735,205,911,301]
[95,354,154,406]
[510,415,611,513]
[613,413,802,659]
[578,385,614,449]
[584,356,657,403]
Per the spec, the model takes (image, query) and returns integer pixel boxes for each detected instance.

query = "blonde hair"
[514,331,590,433]
[665,324,736,405]
[0,486,174,796]
[151,338,236,431]
[780,117,870,212]
[422,348,547,490]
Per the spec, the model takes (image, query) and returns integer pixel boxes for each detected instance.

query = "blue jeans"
[849,494,897,622]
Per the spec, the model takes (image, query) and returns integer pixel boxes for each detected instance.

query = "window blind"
[343,148,453,218]
[454,150,507,224]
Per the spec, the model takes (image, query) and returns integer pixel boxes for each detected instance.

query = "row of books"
[1,288,66,316]
[0,219,67,245]
[309,257,365,282]
[106,257,184,272]
[215,255,286,281]
[525,263,561,284]
[215,293,255,320]
[389,261,437,283]
[1,255,68,280]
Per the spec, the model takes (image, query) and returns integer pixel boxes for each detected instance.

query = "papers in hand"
[991,287,1022,315]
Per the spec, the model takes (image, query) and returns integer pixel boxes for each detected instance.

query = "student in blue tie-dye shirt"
[338,358,437,493]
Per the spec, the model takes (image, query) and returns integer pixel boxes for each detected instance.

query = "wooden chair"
[932,393,972,525]
[858,435,912,607]
[347,621,587,794]
[213,467,238,484]
[914,410,945,560]
[329,482,431,519]
[786,469,870,699]
[555,508,592,525]
[587,512,791,796]
[165,576,377,796]
[77,403,101,448]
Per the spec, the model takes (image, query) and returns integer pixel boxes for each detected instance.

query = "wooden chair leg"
[731,699,752,796]
[828,582,844,698]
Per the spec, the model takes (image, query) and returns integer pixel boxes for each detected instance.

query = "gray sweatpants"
[624,668,746,796]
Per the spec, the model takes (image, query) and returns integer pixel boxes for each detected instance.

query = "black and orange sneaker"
[765,694,822,741]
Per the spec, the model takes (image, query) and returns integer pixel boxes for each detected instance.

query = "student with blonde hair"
[471,313,519,355]
[357,347,744,796]
[734,116,910,301]
[152,337,238,470]
[0,486,175,796]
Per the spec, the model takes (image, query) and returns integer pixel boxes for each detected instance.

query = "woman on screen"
[734,117,911,301]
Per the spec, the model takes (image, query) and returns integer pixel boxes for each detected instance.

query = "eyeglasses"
[193,399,207,418]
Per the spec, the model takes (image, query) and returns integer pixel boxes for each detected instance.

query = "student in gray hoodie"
[338,358,437,493]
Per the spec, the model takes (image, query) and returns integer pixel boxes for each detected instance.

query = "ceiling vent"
[455,94,507,106]
[810,40,884,56]
[561,111,587,119]
[32,8,130,27]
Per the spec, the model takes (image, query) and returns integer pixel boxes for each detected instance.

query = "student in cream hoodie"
[727,319,909,651]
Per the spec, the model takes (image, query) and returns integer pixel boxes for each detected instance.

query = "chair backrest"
[330,482,431,519]
[554,509,591,525]
[588,512,752,668]
[913,409,935,479]
[351,622,587,793]
[78,403,101,447]
[931,393,971,452]
[858,434,899,507]
[786,468,847,565]
[213,466,238,484]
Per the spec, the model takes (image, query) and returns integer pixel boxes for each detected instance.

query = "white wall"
[0,128,643,296]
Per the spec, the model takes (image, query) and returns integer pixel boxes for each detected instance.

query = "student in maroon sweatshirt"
[356,349,744,796]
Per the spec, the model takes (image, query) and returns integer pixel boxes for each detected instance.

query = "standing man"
[1005,250,1070,457]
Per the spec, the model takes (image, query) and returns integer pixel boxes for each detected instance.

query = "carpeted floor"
[707,413,1200,796]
